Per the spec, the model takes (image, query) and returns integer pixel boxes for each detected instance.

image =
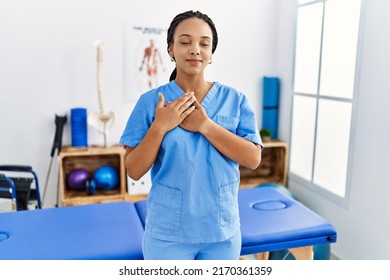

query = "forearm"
[124,123,165,180]
[200,120,262,170]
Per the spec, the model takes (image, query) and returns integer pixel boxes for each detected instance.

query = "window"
[290,0,362,202]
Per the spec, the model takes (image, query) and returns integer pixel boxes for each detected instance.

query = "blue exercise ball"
[67,168,90,190]
[93,165,119,190]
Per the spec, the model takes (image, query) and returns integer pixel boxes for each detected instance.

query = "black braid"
[167,10,218,81]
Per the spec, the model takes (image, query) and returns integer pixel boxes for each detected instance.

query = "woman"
[120,10,263,260]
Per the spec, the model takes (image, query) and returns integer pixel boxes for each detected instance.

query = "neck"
[174,76,212,102]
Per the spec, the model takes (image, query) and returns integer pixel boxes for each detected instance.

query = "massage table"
[0,187,336,260]
[238,187,336,259]
[0,201,144,260]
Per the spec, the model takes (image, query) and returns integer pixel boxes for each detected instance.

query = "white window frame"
[289,0,364,207]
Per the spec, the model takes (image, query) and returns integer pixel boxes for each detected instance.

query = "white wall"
[0,0,278,206]
[277,0,390,259]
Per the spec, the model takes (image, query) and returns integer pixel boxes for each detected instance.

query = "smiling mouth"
[187,59,202,64]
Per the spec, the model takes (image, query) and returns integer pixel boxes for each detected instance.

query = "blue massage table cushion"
[0,202,144,260]
[238,187,337,255]
[135,187,337,256]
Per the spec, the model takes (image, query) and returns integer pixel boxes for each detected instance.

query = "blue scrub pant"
[142,231,242,260]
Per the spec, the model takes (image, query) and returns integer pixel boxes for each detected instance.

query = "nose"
[190,48,200,56]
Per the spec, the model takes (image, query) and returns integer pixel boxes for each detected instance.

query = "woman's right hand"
[153,92,195,133]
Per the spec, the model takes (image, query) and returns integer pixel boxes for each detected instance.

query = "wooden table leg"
[256,252,270,260]
[288,246,313,260]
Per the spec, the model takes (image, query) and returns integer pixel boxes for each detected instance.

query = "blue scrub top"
[120,81,262,243]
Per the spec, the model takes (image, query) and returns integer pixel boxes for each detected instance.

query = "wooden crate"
[59,146,127,206]
[239,140,288,188]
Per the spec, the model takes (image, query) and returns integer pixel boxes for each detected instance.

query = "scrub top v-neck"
[120,80,262,243]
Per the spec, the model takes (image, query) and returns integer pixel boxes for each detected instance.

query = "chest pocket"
[213,115,239,133]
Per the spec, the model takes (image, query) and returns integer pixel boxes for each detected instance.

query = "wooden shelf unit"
[239,140,288,188]
[59,146,128,207]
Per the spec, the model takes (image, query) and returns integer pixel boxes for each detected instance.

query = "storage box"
[239,140,288,188]
[59,146,127,206]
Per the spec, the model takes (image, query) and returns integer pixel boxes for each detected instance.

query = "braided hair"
[167,11,218,81]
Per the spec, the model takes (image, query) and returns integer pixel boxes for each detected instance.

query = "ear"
[168,44,174,58]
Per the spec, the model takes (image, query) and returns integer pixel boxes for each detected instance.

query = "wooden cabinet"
[239,140,288,188]
[59,146,129,206]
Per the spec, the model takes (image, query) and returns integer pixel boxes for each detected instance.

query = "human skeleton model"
[88,40,116,147]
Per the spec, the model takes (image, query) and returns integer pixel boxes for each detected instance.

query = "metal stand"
[42,114,67,207]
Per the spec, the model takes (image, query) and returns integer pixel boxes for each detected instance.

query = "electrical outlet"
[127,170,152,195]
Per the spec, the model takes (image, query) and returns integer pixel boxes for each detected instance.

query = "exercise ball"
[67,168,90,190]
[93,165,119,190]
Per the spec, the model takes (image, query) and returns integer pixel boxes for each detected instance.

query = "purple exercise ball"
[67,168,90,190]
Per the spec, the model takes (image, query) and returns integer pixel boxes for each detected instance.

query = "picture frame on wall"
[122,24,171,103]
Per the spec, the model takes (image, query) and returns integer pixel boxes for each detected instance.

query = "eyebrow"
[178,34,211,40]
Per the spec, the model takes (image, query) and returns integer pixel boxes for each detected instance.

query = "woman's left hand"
[180,97,262,170]
[179,98,211,133]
